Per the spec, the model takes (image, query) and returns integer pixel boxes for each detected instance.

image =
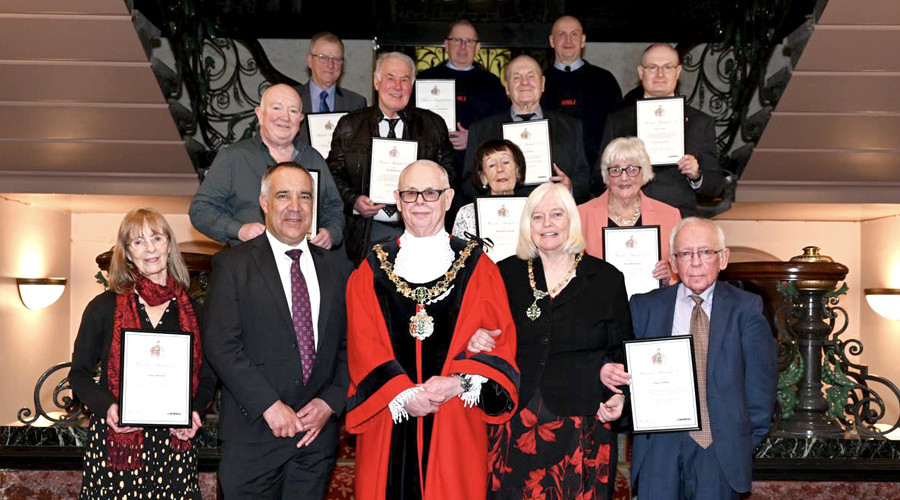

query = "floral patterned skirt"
[487,392,613,500]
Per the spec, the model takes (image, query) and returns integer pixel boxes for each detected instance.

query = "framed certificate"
[502,120,552,185]
[625,335,701,433]
[368,138,418,204]
[636,96,685,166]
[415,79,456,132]
[306,112,347,159]
[475,196,528,263]
[119,330,192,427]
[307,170,319,239]
[602,225,662,298]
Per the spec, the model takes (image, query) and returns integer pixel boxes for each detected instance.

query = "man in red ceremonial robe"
[346,160,519,499]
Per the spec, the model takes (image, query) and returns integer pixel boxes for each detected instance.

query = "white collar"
[265,230,310,257]
[394,230,455,284]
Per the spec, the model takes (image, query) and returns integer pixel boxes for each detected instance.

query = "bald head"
[638,43,682,97]
[395,160,453,237]
[255,83,303,148]
[398,160,450,189]
[504,55,545,113]
[549,15,586,65]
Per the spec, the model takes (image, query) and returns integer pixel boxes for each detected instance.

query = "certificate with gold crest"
[415,79,456,132]
[502,120,552,185]
[306,112,347,159]
[475,196,527,262]
[636,96,685,166]
[602,225,662,297]
[119,330,192,427]
[625,335,701,433]
[368,138,418,204]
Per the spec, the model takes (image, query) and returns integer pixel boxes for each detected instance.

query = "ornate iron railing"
[17,362,86,426]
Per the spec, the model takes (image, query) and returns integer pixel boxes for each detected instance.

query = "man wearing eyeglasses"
[345,160,519,499]
[602,217,776,500]
[600,43,725,217]
[328,52,454,264]
[415,21,507,180]
[296,32,367,146]
[542,15,623,168]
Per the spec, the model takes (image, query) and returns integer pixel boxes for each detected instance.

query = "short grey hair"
[260,161,314,200]
[374,52,416,85]
[599,137,655,187]
[516,183,586,259]
[669,217,725,254]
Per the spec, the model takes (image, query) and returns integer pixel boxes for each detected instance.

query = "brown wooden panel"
[796,28,900,72]
[0,140,192,174]
[743,150,900,182]
[819,0,900,25]
[0,63,164,103]
[756,114,900,150]
[0,17,146,62]
[0,104,182,141]
[0,0,126,15]
[778,73,900,113]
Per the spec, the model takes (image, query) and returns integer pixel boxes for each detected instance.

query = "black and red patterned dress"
[488,255,633,499]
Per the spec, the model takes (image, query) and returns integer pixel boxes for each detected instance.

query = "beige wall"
[0,198,71,424]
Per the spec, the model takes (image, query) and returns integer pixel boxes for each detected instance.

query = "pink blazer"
[578,190,682,264]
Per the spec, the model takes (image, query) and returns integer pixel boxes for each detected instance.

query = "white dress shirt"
[671,283,715,336]
[265,230,321,347]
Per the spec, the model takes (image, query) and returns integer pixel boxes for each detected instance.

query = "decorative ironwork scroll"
[18,362,86,426]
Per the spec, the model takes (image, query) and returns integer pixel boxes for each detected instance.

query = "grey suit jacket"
[296,82,367,147]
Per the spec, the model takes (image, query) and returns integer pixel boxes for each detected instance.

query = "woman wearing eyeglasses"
[578,136,682,284]
[69,208,216,499]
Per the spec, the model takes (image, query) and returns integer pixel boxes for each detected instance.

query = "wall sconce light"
[16,278,67,310]
[864,288,900,321]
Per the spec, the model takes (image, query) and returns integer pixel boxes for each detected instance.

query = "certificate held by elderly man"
[368,138,418,204]
[625,335,701,433]
[119,330,192,427]
[502,119,552,185]
[602,225,662,297]
[475,196,528,262]
[636,96,685,166]
[415,79,456,132]
[306,112,347,158]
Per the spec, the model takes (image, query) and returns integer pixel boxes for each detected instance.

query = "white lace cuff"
[459,374,489,408]
[389,387,423,424]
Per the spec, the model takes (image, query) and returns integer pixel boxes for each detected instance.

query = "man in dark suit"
[600,44,725,216]
[327,52,454,264]
[297,32,367,146]
[611,217,777,499]
[203,161,353,498]
[463,55,591,204]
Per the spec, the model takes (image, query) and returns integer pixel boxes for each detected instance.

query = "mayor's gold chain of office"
[374,239,478,340]
[526,251,584,321]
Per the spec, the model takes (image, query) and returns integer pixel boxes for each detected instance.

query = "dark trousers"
[636,432,740,500]
[218,419,338,499]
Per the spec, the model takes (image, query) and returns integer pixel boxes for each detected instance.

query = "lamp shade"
[864,288,900,321]
[16,278,67,310]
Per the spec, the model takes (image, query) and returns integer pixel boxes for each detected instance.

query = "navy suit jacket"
[629,281,777,493]
[296,81,367,147]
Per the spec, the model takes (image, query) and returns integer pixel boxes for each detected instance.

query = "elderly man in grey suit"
[297,31,367,145]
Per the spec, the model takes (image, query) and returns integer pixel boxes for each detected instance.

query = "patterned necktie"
[689,295,713,448]
[319,90,330,113]
[386,118,400,138]
[285,249,315,384]
[517,113,535,121]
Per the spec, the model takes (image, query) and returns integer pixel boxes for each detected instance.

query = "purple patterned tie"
[286,249,315,383]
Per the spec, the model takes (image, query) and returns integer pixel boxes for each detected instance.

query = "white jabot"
[394,230,455,283]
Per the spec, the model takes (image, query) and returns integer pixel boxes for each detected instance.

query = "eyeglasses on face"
[672,248,723,262]
[608,165,642,177]
[446,37,478,46]
[398,189,449,203]
[129,234,169,250]
[311,53,344,65]
[641,64,679,74]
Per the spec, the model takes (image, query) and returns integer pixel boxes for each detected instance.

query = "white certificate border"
[601,225,663,296]
[474,196,528,261]
[305,112,348,159]
[625,335,701,434]
[415,79,456,132]
[120,329,192,428]
[307,170,319,239]
[368,138,419,205]
[635,96,685,166]
[502,119,552,185]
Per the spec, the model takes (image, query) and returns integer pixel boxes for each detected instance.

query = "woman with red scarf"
[69,208,216,499]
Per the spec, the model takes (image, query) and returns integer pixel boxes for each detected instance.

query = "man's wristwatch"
[455,373,473,392]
